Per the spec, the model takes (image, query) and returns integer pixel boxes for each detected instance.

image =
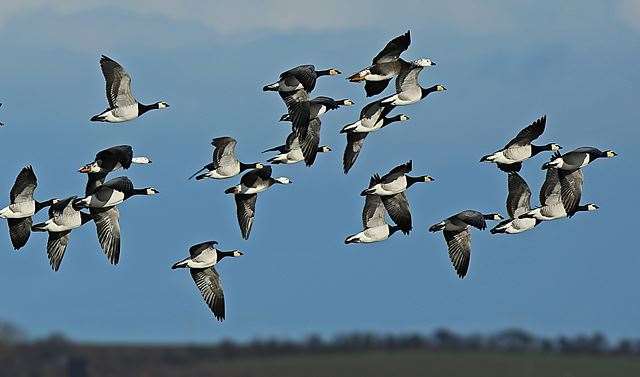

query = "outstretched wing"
[211,137,238,167]
[47,231,71,272]
[443,229,471,278]
[235,194,257,240]
[100,55,137,108]
[297,117,322,166]
[190,267,225,321]
[372,30,411,64]
[380,160,412,183]
[11,165,37,203]
[506,172,532,218]
[559,168,584,217]
[343,132,368,174]
[7,217,32,250]
[505,115,547,148]
[92,207,121,265]
[381,192,412,234]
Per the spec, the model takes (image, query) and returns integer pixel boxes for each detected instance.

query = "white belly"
[88,191,126,208]
[239,184,269,195]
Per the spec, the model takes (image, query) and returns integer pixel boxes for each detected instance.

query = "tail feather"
[171,258,189,269]
[188,167,206,180]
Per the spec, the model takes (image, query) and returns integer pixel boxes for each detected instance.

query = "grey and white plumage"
[79,145,151,174]
[348,31,415,96]
[429,210,503,278]
[541,147,617,171]
[263,65,341,94]
[263,131,332,165]
[490,172,539,234]
[190,137,264,180]
[279,96,354,123]
[380,60,444,106]
[480,116,561,172]
[172,240,244,321]
[519,167,598,221]
[31,197,93,271]
[90,55,169,123]
[0,166,57,250]
[296,117,324,166]
[224,166,291,240]
[359,161,434,197]
[75,176,158,209]
[345,178,405,244]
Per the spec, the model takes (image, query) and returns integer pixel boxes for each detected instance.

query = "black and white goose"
[429,210,503,278]
[380,60,444,106]
[0,166,57,250]
[345,178,406,244]
[263,131,331,165]
[349,31,420,97]
[480,116,561,172]
[190,137,264,180]
[263,64,341,94]
[172,240,244,321]
[519,167,598,222]
[279,96,354,122]
[90,55,169,123]
[340,100,409,134]
[541,147,617,171]
[295,117,325,167]
[79,145,151,174]
[75,177,158,209]
[31,197,93,271]
[225,166,291,240]
[359,161,434,196]
[490,172,539,234]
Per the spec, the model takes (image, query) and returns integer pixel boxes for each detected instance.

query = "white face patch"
[158,102,169,109]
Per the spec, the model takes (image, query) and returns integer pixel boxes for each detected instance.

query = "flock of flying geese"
[0,31,617,321]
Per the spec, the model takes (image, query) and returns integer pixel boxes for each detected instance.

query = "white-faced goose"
[348,31,415,97]
[429,210,503,278]
[380,60,443,106]
[75,177,158,209]
[0,166,57,250]
[360,161,434,196]
[541,147,617,171]
[79,145,151,174]
[172,240,244,321]
[31,197,93,271]
[279,96,354,122]
[90,55,169,123]
[490,172,539,234]
[519,167,598,222]
[345,178,406,244]
[480,116,561,172]
[190,137,264,180]
[225,166,291,239]
[263,131,331,165]
[263,64,341,94]
[340,100,409,134]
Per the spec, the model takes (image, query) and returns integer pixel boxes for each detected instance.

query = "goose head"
[484,213,504,221]
[328,68,341,75]
[78,161,102,173]
[274,177,292,185]
[604,150,618,158]
[413,58,436,67]
[318,145,332,153]
[156,101,170,109]
[232,250,244,257]
[586,203,599,211]
[144,187,160,195]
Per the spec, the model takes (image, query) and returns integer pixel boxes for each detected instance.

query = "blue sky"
[0,1,638,343]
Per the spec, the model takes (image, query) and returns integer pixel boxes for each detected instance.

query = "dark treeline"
[1,320,640,377]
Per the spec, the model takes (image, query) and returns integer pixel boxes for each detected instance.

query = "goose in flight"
[263,64,341,94]
[263,131,331,165]
[480,116,561,172]
[429,210,503,278]
[75,177,158,209]
[225,166,291,239]
[79,145,151,173]
[90,55,169,123]
[172,240,244,321]
[190,137,264,180]
[340,100,408,134]
[345,178,407,244]
[279,96,354,123]
[541,147,617,171]
[31,197,93,271]
[490,172,539,234]
[349,31,426,97]
[0,166,57,250]
[519,167,598,222]
[360,161,434,196]
[380,60,444,106]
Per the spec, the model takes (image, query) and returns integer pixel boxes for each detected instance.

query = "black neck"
[216,250,236,261]
[382,114,403,127]
[388,225,402,236]
[531,144,552,156]
[127,188,148,198]
[315,69,332,77]
[34,199,56,213]
[138,102,159,116]
[575,205,590,212]
[420,86,438,99]
[80,212,93,224]
[240,162,258,171]
[406,175,426,187]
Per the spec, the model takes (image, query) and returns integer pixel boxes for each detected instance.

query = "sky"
[0,1,638,343]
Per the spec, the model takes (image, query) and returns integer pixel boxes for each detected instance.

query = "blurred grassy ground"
[122,350,640,377]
